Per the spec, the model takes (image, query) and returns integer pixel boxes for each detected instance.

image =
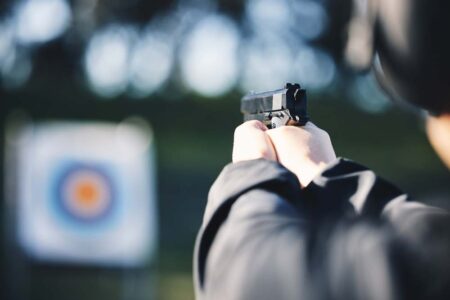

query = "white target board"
[8,119,157,267]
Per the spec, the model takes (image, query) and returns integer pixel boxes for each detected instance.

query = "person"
[193,117,450,300]
[193,1,450,299]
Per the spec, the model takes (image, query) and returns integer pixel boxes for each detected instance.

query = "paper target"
[9,120,157,267]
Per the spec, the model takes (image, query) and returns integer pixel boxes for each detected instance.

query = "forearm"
[195,159,302,295]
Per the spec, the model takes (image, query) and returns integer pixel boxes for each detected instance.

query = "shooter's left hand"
[232,120,277,163]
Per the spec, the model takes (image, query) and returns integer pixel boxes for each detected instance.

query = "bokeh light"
[84,25,137,98]
[293,46,336,90]
[0,0,340,98]
[240,36,293,92]
[0,21,15,66]
[180,15,240,97]
[291,0,328,40]
[128,30,174,98]
[246,0,291,33]
[14,0,72,45]
[0,19,32,90]
[1,48,32,89]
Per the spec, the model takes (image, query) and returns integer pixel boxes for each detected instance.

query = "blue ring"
[54,163,116,225]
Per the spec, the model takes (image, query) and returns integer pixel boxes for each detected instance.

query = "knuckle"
[321,129,331,139]
[277,125,295,134]
[245,120,262,128]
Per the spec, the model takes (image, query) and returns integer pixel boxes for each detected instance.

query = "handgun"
[241,83,309,129]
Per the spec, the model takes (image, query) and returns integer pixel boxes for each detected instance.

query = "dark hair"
[346,0,450,115]
[375,0,450,115]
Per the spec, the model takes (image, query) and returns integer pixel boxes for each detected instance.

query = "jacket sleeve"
[194,158,306,300]
[302,158,450,300]
[194,158,450,300]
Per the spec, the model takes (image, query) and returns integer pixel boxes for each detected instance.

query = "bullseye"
[56,164,115,223]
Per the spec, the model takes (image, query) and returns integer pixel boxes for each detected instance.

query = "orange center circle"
[74,181,100,209]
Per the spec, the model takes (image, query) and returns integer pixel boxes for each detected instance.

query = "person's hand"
[232,120,277,163]
[267,122,336,187]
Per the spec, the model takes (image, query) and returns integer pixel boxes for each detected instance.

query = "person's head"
[345,0,450,168]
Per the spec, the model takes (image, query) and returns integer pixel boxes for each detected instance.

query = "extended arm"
[194,122,450,300]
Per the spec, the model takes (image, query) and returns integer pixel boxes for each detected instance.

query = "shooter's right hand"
[267,122,336,187]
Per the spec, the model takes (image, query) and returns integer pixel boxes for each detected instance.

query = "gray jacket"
[194,158,450,300]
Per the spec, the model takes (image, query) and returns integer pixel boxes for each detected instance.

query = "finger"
[265,133,278,161]
[267,124,305,137]
[243,120,268,131]
[266,128,290,151]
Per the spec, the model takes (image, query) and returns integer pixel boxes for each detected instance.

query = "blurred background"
[0,0,449,299]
